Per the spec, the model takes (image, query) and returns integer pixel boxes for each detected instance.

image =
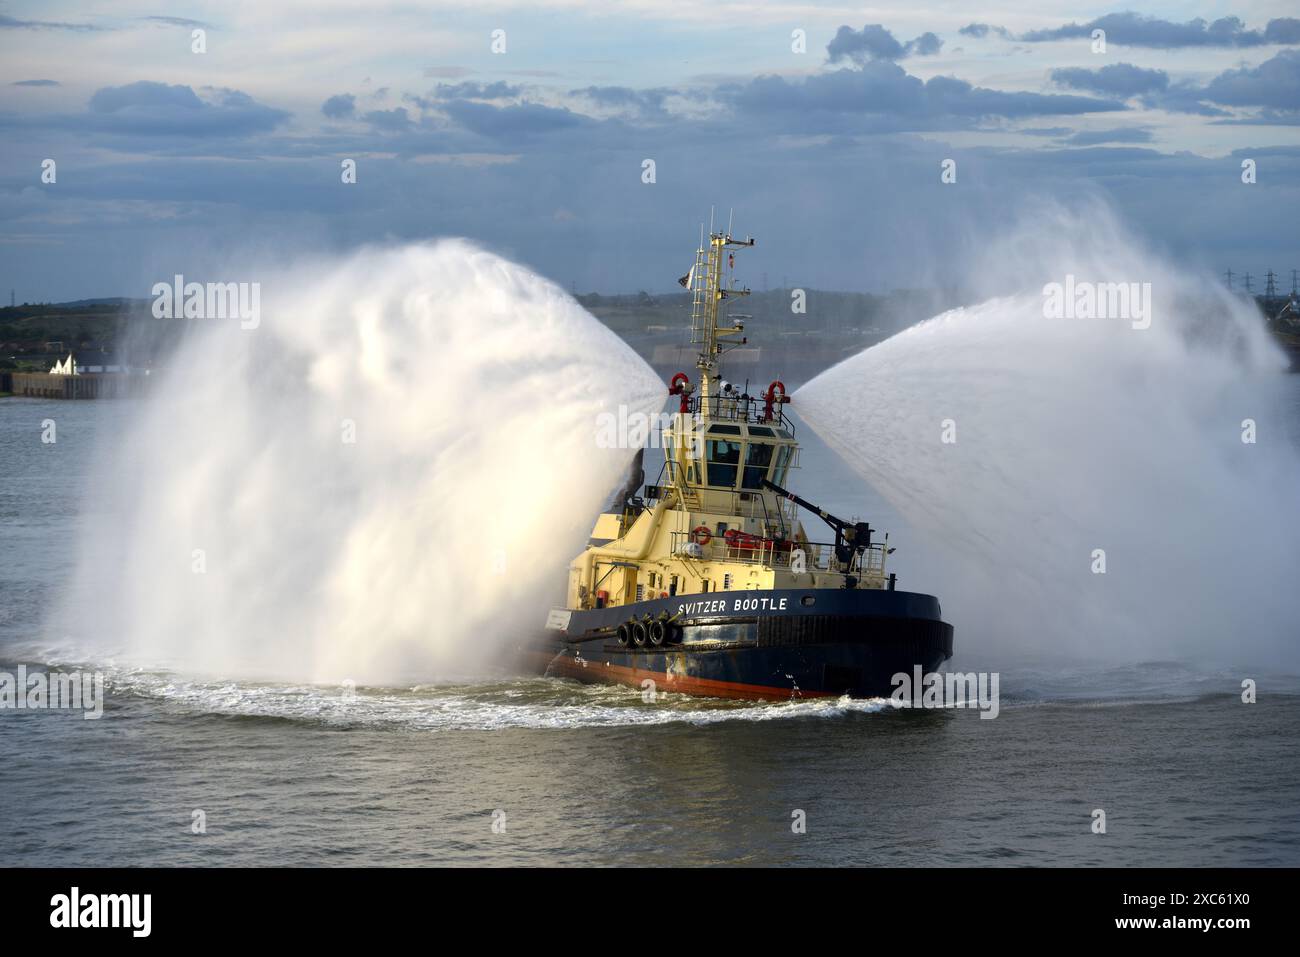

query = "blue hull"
[531,587,954,700]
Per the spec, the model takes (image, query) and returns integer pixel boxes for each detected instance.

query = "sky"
[1,1,1298,300]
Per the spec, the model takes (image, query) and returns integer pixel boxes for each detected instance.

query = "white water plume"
[50,240,663,684]
[797,203,1300,666]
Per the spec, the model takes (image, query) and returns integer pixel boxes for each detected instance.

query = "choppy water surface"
[3,397,1299,867]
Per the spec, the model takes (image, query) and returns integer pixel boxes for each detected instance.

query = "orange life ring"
[691,525,712,546]
[762,379,789,422]
[669,373,691,413]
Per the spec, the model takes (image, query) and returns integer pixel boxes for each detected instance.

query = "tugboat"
[537,220,954,700]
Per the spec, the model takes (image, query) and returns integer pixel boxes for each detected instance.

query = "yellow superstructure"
[566,223,890,613]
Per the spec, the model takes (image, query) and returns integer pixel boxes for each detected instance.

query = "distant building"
[46,352,131,374]
[75,356,127,374]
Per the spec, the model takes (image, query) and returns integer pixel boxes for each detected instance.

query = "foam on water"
[797,203,1300,666]
[48,241,664,685]
[68,659,893,730]
[17,647,1273,730]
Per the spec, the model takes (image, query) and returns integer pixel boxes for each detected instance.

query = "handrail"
[685,394,794,432]
[641,485,796,530]
[669,529,887,576]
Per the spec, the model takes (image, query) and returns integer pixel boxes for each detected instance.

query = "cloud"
[362,107,413,132]
[1123,51,1300,117]
[423,66,474,79]
[1051,63,1169,97]
[1202,50,1300,111]
[83,81,289,136]
[909,32,942,56]
[12,79,61,87]
[570,86,669,116]
[959,24,1009,39]
[434,81,523,101]
[1141,84,1230,117]
[321,94,356,119]
[826,24,943,64]
[441,100,585,138]
[140,16,211,29]
[1022,13,1300,48]
[3,6,1300,305]
[1267,19,1300,44]
[1063,128,1154,146]
[730,63,1125,132]
[1215,109,1300,127]
[0,13,105,31]
[90,82,201,113]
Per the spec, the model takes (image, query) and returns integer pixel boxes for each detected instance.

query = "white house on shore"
[48,352,130,374]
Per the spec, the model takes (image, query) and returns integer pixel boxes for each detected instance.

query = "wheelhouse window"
[706,439,742,487]
[741,442,775,489]
[773,445,792,486]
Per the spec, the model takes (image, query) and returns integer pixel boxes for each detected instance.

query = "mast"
[687,224,754,406]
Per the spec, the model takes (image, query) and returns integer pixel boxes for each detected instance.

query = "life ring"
[691,525,712,546]
[669,372,691,414]
[762,380,789,422]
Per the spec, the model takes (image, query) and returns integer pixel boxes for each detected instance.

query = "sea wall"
[8,372,148,399]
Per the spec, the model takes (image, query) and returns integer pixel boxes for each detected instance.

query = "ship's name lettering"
[676,597,789,615]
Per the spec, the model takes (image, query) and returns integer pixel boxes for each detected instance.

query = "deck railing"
[668,529,886,579]
[685,394,793,432]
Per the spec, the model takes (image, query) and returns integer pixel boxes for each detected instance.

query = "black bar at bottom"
[0,867,1282,941]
